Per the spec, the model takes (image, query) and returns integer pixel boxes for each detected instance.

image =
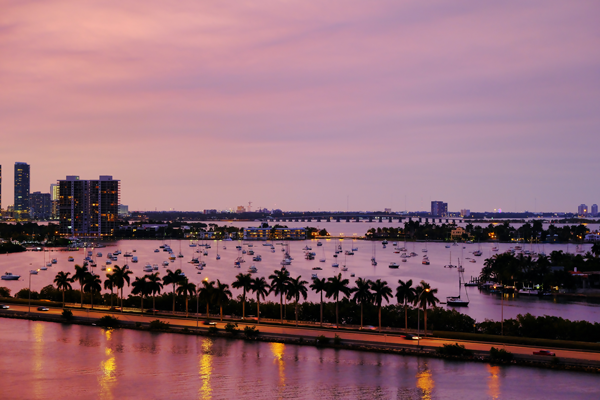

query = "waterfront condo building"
[30,191,52,220]
[14,162,30,220]
[578,204,588,216]
[58,176,120,237]
[431,201,448,217]
[50,183,59,219]
[592,204,598,217]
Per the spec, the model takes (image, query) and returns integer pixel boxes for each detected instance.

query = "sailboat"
[447,260,469,306]
[371,241,377,266]
[319,243,326,263]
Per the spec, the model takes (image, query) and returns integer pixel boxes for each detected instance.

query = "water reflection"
[416,361,434,400]
[270,342,286,390]
[32,322,45,399]
[487,365,501,399]
[99,329,116,400]
[199,338,213,399]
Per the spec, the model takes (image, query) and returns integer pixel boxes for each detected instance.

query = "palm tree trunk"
[153,294,156,315]
[185,296,189,317]
[172,284,176,313]
[220,305,223,321]
[320,292,323,327]
[335,300,339,327]
[80,284,84,308]
[360,303,363,329]
[280,293,283,324]
[242,290,246,319]
[424,305,427,336]
[91,291,94,310]
[404,304,408,332]
[110,289,114,308]
[141,296,144,313]
[62,290,65,307]
[295,301,298,326]
[206,302,209,318]
[378,305,382,332]
[257,298,260,324]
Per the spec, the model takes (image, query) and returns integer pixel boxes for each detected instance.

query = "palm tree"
[83,273,102,310]
[163,269,184,313]
[396,279,416,332]
[414,280,440,336]
[131,276,149,313]
[198,279,216,318]
[310,277,327,327]
[592,243,600,258]
[249,277,270,324]
[53,271,73,307]
[103,273,117,309]
[231,273,252,319]
[269,269,290,324]
[111,265,133,311]
[214,280,232,321]
[73,264,89,307]
[286,276,308,326]
[325,273,352,327]
[177,278,197,317]
[370,279,392,332]
[146,272,164,315]
[352,278,372,329]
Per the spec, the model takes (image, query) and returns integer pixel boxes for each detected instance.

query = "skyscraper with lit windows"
[14,162,30,220]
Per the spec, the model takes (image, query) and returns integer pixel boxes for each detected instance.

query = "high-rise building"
[460,209,471,217]
[30,192,52,220]
[14,162,30,220]
[58,175,120,237]
[592,204,598,217]
[50,183,59,219]
[578,204,588,216]
[431,201,448,217]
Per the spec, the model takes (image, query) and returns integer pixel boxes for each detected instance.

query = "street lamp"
[28,269,40,313]
[417,288,430,347]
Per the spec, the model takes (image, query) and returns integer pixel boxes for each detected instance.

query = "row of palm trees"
[53,266,440,333]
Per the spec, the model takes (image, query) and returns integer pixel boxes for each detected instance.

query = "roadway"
[3,304,600,366]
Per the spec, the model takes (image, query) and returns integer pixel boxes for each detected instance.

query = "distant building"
[50,183,59,219]
[118,205,130,217]
[431,201,448,217]
[244,227,306,240]
[592,204,598,217]
[58,175,120,237]
[203,209,218,214]
[451,226,470,240]
[460,209,471,217]
[236,206,246,213]
[578,204,588,216]
[14,162,30,220]
[384,208,392,213]
[30,192,52,220]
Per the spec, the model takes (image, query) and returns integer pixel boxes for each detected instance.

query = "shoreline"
[2,309,599,374]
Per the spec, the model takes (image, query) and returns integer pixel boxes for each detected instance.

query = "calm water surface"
[1,319,598,400]
[1,238,599,323]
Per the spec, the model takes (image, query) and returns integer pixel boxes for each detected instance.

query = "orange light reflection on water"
[199,338,213,399]
[416,362,434,400]
[487,364,501,399]
[99,329,116,400]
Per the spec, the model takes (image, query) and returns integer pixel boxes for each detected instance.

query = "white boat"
[2,272,20,280]
[96,252,102,257]
[51,259,57,264]
[332,262,339,268]
[124,252,133,257]
[248,266,258,273]
[389,262,399,269]
[216,254,221,260]
[154,249,160,253]
[30,270,38,275]
[132,256,138,263]
[68,257,74,262]
[341,266,348,271]
[447,260,469,306]
[153,264,159,271]
[311,273,318,279]
[46,262,52,267]
[162,261,169,267]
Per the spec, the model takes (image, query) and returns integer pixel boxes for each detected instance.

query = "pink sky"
[1,1,599,212]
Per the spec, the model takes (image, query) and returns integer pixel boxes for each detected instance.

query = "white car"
[0,304,9,309]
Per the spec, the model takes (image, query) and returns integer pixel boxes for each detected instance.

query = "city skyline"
[1,1,599,212]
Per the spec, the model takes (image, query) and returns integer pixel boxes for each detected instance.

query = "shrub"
[244,325,259,338]
[333,334,341,345]
[149,319,170,331]
[62,309,74,321]
[0,286,11,298]
[316,335,330,345]
[97,315,120,329]
[207,326,219,335]
[489,347,513,362]
[135,322,142,328]
[225,323,239,335]
[436,343,473,357]
[182,327,190,333]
